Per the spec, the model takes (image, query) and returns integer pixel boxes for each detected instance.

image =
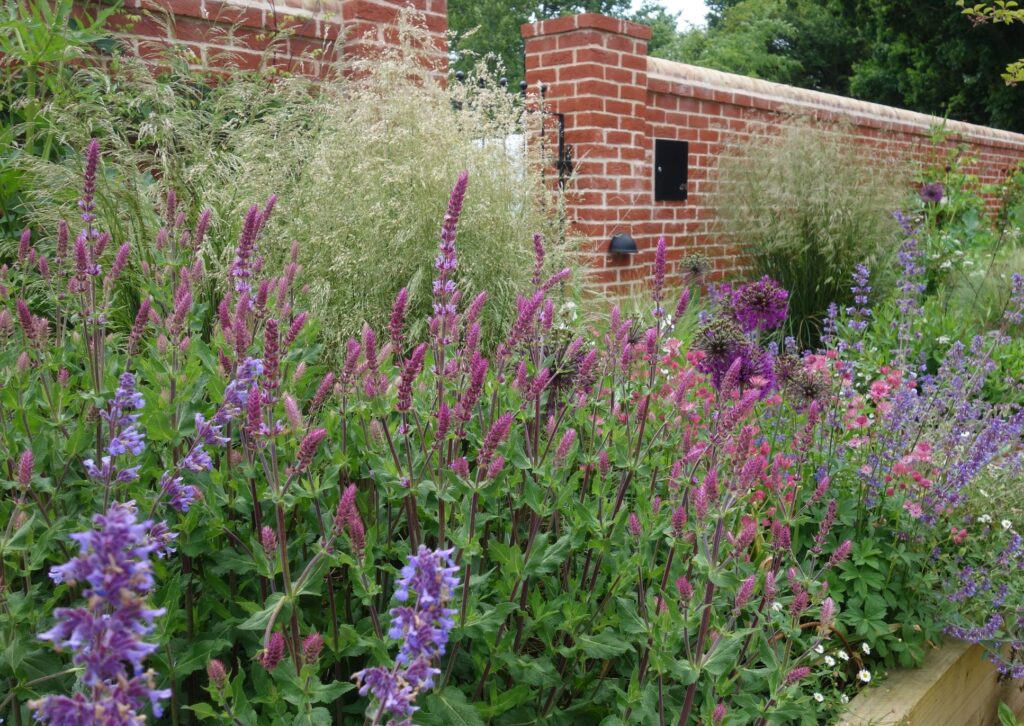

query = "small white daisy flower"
[979,514,993,524]
[937,335,951,344]
[813,692,825,703]
[857,669,872,683]
[837,650,850,662]
[840,694,849,704]
[861,643,871,655]
[814,644,825,654]
[824,655,836,667]
[1002,520,1013,531]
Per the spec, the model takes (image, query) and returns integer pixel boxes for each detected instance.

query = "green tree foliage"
[959,0,1024,84]
[656,0,856,92]
[667,0,1024,131]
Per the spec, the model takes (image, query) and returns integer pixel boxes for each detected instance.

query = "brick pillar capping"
[522,12,1024,296]
[520,13,655,293]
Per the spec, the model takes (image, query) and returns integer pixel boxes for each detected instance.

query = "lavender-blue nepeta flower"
[161,473,199,513]
[32,501,170,724]
[218,357,264,423]
[103,372,146,458]
[353,546,460,724]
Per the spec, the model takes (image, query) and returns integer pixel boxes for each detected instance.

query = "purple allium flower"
[731,276,789,333]
[919,182,944,204]
[354,546,460,723]
[259,632,286,671]
[33,502,170,722]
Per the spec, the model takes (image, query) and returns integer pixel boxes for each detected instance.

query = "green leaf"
[237,593,286,631]
[293,708,333,726]
[525,534,572,577]
[418,687,486,726]
[561,629,633,660]
[186,703,220,721]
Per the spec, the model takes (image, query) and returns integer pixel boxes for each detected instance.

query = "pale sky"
[633,0,710,28]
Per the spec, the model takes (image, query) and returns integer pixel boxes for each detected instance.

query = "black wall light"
[609,232,638,255]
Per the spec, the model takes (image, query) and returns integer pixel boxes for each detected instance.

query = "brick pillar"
[341,0,448,75]
[522,13,652,295]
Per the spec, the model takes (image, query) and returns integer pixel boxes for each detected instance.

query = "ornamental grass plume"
[353,546,460,724]
[31,501,170,724]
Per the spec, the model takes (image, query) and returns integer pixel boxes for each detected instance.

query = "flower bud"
[207,659,228,691]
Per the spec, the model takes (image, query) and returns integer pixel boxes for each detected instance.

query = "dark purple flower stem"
[678,518,725,726]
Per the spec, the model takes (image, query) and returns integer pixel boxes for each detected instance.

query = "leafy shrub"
[710,118,905,346]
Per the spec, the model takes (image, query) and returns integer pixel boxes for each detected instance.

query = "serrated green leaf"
[419,687,485,726]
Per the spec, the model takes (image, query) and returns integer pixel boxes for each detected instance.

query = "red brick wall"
[522,13,1024,295]
[89,0,446,77]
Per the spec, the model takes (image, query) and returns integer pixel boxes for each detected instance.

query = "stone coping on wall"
[648,56,1024,152]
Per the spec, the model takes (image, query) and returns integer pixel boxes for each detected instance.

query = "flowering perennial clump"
[353,546,460,724]
[31,502,170,724]
[4,139,1023,726]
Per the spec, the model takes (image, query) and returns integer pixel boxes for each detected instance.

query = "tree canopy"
[448,0,1024,132]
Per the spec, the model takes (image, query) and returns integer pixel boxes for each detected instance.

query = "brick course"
[82,0,446,78]
[522,13,1024,296]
